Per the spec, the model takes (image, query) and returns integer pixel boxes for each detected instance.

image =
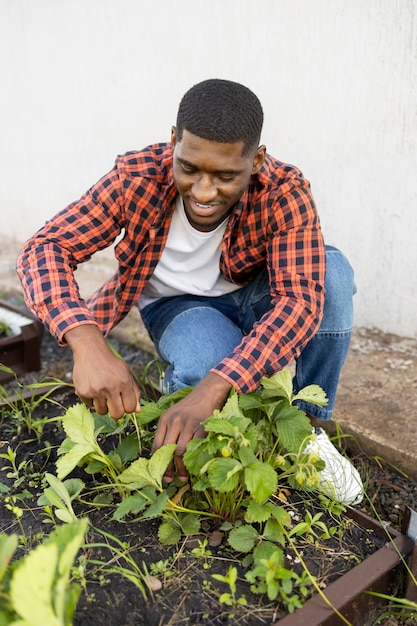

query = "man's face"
[171,128,265,232]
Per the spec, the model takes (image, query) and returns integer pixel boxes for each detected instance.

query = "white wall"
[1,0,416,337]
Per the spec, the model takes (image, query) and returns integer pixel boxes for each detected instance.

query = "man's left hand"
[152,372,232,482]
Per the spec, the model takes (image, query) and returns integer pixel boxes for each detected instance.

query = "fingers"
[76,383,141,420]
[106,385,141,419]
[170,424,205,482]
[161,433,189,484]
[71,342,141,420]
[153,407,206,483]
[96,392,125,419]
[162,449,188,484]
[174,451,188,483]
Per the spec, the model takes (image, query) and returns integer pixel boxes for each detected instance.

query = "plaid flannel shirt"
[17,142,326,394]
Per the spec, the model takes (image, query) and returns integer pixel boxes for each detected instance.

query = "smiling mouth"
[192,200,218,210]
[183,202,229,231]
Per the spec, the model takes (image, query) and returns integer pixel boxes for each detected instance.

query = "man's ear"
[171,126,177,147]
[251,145,266,174]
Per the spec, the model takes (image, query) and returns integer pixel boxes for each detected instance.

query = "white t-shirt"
[138,195,241,310]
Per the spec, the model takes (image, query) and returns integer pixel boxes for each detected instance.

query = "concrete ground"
[2,236,416,480]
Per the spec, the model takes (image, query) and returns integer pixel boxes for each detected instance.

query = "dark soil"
[1,308,417,625]
[0,407,386,626]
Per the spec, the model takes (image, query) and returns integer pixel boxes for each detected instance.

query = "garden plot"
[0,364,415,625]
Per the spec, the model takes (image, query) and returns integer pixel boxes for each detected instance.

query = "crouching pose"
[17,79,363,505]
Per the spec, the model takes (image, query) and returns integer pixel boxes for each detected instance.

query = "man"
[17,79,363,504]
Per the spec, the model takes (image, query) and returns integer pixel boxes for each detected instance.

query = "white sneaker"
[304,427,364,506]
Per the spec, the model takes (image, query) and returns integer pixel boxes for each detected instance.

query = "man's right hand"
[65,324,141,419]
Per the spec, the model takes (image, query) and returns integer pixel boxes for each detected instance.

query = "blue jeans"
[140,245,355,420]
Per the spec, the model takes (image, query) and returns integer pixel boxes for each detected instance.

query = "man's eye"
[218,174,234,182]
[181,165,196,175]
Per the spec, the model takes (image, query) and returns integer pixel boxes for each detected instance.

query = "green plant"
[56,404,140,497]
[148,558,175,579]
[0,367,69,438]
[191,538,213,569]
[0,440,55,499]
[0,320,13,337]
[245,547,312,611]
[158,509,201,545]
[0,446,26,489]
[55,393,194,486]
[84,527,150,599]
[0,518,88,625]
[288,510,337,542]
[38,473,85,524]
[55,399,213,527]
[369,593,417,624]
[212,565,248,608]
[44,369,363,616]
[133,357,164,402]
[183,371,326,521]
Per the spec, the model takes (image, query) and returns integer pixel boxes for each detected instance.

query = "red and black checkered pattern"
[17,143,325,393]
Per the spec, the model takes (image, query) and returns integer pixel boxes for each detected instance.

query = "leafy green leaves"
[56,404,98,480]
[0,533,18,582]
[244,462,277,503]
[293,385,328,408]
[158,512,201,546]
[228,524,259,553]
[261,368,295,402]
[261,370,328,408]
[206,457,243,493]
[60,404,96,446]
[0,519,88,626]
[271,404,312,453]
[37,367,332,621]
[39,474,85,524]
[118,444,176,492]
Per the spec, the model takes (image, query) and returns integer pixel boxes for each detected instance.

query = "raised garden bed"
[0,331,416,625]
[0,389,415,625]
[277,507,414,625]
[0,302,43,383]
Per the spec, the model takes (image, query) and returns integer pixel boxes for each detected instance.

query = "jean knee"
[321,247,356,332]
[159,307,243,386]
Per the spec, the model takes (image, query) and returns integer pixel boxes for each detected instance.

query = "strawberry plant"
[42,369,336,614]
[0,518,88,625]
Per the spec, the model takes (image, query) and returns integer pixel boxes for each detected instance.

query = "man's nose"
[192,174,217,202]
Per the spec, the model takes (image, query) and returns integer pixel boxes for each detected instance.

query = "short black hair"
[176,79,263,156]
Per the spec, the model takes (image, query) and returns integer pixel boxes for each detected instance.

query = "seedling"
[84,527,149,599]
[149,558,175,579]
[288,510,338,542]
[0,446,25,488]
[38,473,85,524]
[158,509,201,545]
[246,547,312,611]
[212,565,248,608]
[191,538,213,569]
[0,369,69,438]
